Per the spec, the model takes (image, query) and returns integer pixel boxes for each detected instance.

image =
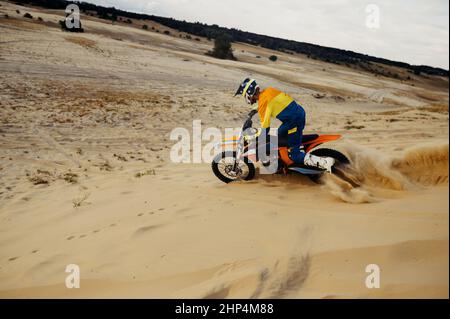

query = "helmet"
[234,78,260,104]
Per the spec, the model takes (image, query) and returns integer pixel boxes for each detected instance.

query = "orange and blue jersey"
[257,87,305,129]
[257,87,307,164]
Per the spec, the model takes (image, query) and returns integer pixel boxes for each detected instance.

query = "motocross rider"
[234,78,335,172]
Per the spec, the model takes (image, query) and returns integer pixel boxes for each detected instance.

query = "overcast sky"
[85,0,449,69]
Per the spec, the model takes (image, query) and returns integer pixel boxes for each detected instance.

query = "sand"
[0,1,448,298]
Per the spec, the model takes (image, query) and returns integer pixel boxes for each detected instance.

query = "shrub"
[208,33,236,60]
[62,172,78,184]
[163,30,170,35]
[142,24,148,30]
[269,55,278,62]
[16,10,20,14]
[28,169,52,185]
[23,13,33,19]
[135,169,156,178]
[59,19,85,32]
[37,17,43,21]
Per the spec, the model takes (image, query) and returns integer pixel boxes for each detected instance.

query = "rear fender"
[304,134,341,153]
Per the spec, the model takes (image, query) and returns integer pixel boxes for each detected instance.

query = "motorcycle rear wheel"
[307,148,350,183]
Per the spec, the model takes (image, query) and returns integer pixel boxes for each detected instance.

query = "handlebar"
[242,109,257,131]
[248,109,258,118]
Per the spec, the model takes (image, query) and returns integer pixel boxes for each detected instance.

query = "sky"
[85,0,449,69]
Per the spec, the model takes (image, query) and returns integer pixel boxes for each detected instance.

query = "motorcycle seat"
[277,134,319,147]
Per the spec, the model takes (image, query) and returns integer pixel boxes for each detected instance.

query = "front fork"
[232,133,244,173]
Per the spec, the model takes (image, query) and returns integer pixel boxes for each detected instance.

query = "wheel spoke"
[213,153,254,182]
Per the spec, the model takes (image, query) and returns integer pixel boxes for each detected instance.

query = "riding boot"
[288,146,305,164]
[303,153,335,173]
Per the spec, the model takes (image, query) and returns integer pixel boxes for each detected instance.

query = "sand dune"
[0,1,448,298]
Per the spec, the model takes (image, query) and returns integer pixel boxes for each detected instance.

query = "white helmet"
[234,78,260,104]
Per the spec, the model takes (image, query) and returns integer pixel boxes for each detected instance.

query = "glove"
[245,127,269,142]
[244,133,257,142]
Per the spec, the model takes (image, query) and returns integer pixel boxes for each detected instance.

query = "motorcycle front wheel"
[211,151,256,183]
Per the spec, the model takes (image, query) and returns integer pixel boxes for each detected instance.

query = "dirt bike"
[211,110,350,183]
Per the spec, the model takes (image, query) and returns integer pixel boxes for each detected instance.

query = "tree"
[208,33,236,60]
[111,12,117,22]
[269,55,278,62]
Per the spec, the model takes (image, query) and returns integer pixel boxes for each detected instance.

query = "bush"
[59,19,84,32]
[37,17,43,21]
[269,55,278,62]
[208,33,236,60]
[23,13,33,19]
[4,14,9,18]
[16,10,20,14]
[163,30,170,35]
[142,24,148,30]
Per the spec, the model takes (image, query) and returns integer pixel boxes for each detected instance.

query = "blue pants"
[277,106,306,164]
